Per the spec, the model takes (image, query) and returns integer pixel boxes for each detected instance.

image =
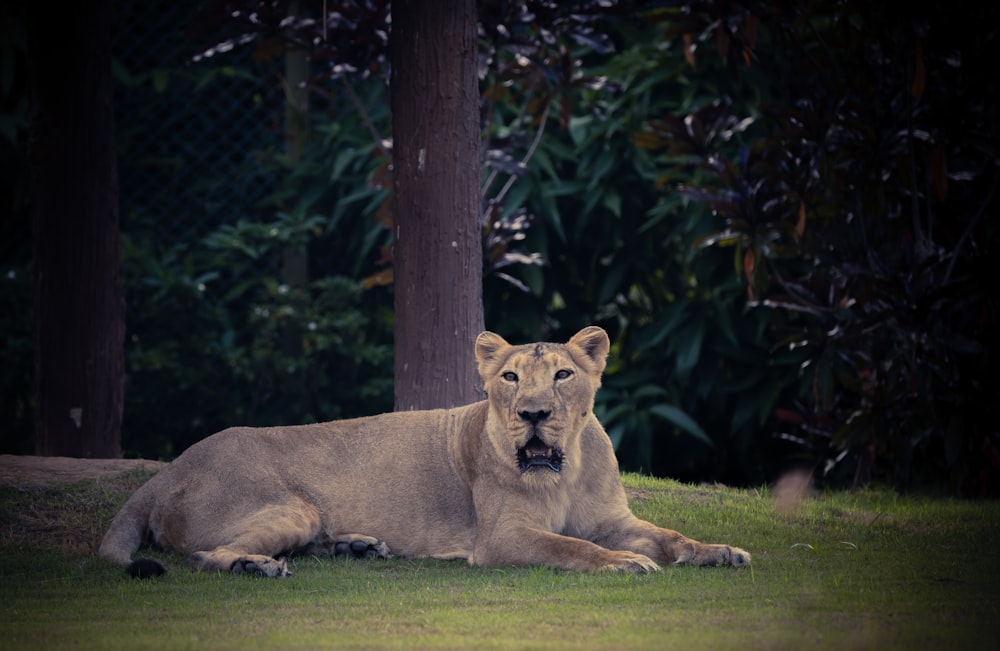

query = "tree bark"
[282,4,310,359]
[390,0,484,411]
[26,0,124,457]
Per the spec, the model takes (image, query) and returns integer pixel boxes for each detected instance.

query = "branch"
[482,99,552,223]
[481,99,531,198]
[943,167,998,284]
[310,79,391,163]
[338,76,391,162]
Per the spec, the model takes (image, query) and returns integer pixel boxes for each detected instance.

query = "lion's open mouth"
[517,435,564,473]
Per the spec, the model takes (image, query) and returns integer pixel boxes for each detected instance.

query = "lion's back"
[146,402,486,558]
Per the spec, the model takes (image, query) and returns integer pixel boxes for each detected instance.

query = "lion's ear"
[475,331,510,376]
[567,326,610,374]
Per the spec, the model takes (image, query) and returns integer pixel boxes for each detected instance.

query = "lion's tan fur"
[99,327,750,576]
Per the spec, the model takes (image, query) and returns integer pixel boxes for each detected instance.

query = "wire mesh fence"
[104,2,396,457]
[112,0,282,250]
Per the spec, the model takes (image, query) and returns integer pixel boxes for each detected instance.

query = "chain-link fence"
[104,2,397,457]
[112,1,282,246]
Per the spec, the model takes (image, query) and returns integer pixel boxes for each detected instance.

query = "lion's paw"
[684,544,752,568]
[601,551,660,574]
[333,534,393,560]
[231,555,291,577]
[728,546,752,567]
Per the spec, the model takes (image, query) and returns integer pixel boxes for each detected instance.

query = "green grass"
[1,472,998,650]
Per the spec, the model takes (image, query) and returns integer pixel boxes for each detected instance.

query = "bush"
[118,66,396,458]
[627,2,1000,493]
[122,223,394,458]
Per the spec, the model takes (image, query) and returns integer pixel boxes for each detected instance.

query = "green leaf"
[674,324,704,375]
[605,423,627,450]
[596,403,632,426]
[532,148,558,181]
[111,58,135,87]
[814,355,834,412]
[729,396,757,432]
[711,299,740,347]
[519,264,544,296]
[331,148,357,180]
[602,189,622,218]
[633,304,689,350]
[568,115,592,147]
[649,404,715,447]
[638,195,683,233]
[597,261,629,305]
[587,149,615,190]
[539,195,567,243]
[631,383,668,400]
[152,68,169,93]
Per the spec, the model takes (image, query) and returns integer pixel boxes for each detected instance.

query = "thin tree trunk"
[390,0,484,411]
[282,4,310,361]
[27,0,124,457]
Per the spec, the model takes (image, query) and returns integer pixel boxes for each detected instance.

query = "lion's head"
[475,326,610,484]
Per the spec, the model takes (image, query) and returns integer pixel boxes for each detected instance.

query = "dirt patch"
[0,456,164,555]
[624,487,654,501]
[0,455,166,488]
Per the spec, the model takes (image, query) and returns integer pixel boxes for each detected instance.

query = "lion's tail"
[98,478,166,578]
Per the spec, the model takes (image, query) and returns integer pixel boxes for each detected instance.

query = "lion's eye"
[555,369,573,380]
[501,371,518,382]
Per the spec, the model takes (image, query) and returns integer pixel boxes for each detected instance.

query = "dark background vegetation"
[2,0,997,495]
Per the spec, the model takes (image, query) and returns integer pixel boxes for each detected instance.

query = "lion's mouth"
[517,435,564,473]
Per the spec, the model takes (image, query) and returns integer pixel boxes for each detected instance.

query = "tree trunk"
[390,0,484,411]
[26,0,124,457]
[282,4,310,360]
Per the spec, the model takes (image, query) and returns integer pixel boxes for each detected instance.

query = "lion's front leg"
[473,526,660,573]
[669,539,752,567]
[598,517,751,568]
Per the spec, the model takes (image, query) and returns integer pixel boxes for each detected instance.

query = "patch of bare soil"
[624,487,654,501]
[0,455,165,488]
[0,456,165,555]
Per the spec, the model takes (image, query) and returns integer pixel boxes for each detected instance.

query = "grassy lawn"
[1,469,998,650]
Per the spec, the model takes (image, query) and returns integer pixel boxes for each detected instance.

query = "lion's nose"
[518,410,551,425]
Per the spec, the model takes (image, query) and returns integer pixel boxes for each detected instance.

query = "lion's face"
[475,327,610,484]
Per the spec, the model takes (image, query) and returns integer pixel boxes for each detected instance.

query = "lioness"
[100,326,750,577]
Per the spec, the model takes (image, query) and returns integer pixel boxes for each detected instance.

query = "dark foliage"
[642,1,1000,494]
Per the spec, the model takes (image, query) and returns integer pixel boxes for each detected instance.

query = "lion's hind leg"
[303,532,394,560]
[192,546,292,577]
[189,502,323,577]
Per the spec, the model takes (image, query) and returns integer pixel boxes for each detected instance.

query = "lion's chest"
[479,480,577,536]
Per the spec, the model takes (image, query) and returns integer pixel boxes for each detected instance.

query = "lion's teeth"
[522,442,554,459]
